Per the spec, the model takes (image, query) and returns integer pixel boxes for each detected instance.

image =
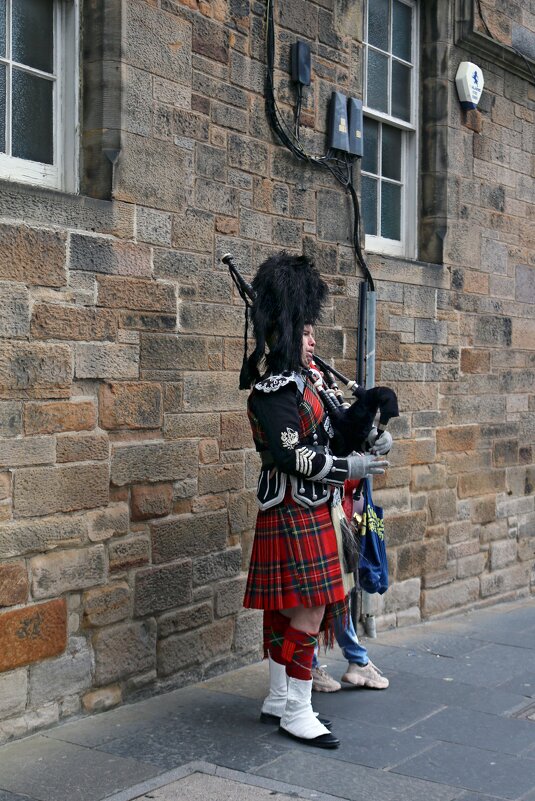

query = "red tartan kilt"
[243,490,346,611]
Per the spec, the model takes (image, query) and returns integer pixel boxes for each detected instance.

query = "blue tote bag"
[358,479,388,595]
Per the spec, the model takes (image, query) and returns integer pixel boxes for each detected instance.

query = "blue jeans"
[312,614,368,668]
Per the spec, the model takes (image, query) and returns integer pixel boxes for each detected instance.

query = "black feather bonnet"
[242,251,328,386]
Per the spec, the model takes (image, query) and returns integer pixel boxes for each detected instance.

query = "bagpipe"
[222,252,399,452]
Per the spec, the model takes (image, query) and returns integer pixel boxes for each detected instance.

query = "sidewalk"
[1,597,535,801]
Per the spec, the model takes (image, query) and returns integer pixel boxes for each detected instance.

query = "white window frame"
[362,0,419,259]
[0,0,79,193]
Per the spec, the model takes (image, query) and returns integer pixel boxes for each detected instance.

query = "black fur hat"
[243,251,328,386]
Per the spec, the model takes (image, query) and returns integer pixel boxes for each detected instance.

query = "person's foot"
[311,665,341,692]
[341,660,389,689]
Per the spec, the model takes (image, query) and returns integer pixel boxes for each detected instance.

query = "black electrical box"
[291,41,311,85]
[328,91,350,152]
[347,97,363,157]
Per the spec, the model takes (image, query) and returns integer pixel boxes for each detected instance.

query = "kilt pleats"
[243,492,347,612]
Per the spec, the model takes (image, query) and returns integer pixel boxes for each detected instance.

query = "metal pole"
[361,288,377,637]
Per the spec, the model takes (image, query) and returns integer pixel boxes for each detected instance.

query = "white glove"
[367,427,393,456]
[347,453,389,479]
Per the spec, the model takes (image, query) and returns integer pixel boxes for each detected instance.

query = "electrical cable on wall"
[264,0,374,291]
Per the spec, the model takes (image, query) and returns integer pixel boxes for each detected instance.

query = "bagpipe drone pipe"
[222,253,399,452]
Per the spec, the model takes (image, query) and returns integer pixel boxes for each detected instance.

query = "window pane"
[0,0,5,58]
[363,118,379,174]
[392,61,411,121]
[12,70,53,164]
[0,64,4,153]
[381,182,401,240]
[12,0,54,73]
[367,50,388,113]
[393,1,412,62]
[382,125,402,181]
[368,0,389,51]
[362,175,378,237]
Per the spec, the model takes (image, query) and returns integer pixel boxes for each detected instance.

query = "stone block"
[0,598,67,672]
[157,617,235,675]
[382,578,421,614]
[158,601,213,639]
[0,224,66,287]
[29,637,92,705]
[490,539,517,570]
[0,281,30,338]
[427,489,458,524]
[389,438,436,467]
[448,539,480,559]
[164,412,220,440]
[460,349,490,374]
[173,109,209,142]
[228,489,257,535]
[75,343,139,380]
[119,311,177,333]
[14,463,109,517]
[196,142,227,181]
[140,333,209,371]
[30,546,106,599]
[196,178,239,216]
[421,577,479,616]
[436,425,478,452]
[192,15,229,62]
[0,669,27,717]
[115,132,193,213]
[70,234,152,277]
[179,303,243,337]
[470,495,496,524]
[317,189,352,244]
[87,504,129,542]
[198,462,243,495]
[99,382,162,430]
[193,546,242,586]
[458,469,506,499]
[171,208,214,250]
[0,472,10,501]
[82,686,122,714]
[515,264,535,302]
[109,536,150,572]
[215,576,247,617]
[0,561,28,607]
[56,433,109,463]
[228,133,268,176]
[474,315,512,347]
[183,372,246,412]
[456,553,487,579]
[0,516,86,559]
[136,206,173,247]
[97,275,176,313]
[134,561,193,616]
[411,464,448,491]
[199,439,219,464]
[0,402,22,437]
[31,303,117,342]
[83,582,132,627]
[234,609,262,653]
[221,412,252,450]
[414,318,448,344]
[111,440,197,486]
[0,436,55,468]
[397,539,447,581]
[125,0,191,83]
[131,483,173,521]
[24,400,96,435]
[151,510,228,563]
[93,619,157,685]
[0,343,72,399]
[480,563,530,598]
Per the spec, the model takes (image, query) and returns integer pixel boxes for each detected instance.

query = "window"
[362,0,418,258]
[0,0,78,192]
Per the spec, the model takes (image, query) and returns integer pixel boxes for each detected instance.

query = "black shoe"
[260,711,332,729]
[278,726,340,749]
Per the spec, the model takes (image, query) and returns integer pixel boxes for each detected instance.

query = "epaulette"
[254,371,305,395]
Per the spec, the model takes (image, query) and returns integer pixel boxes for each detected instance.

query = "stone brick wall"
[0,0,533,740]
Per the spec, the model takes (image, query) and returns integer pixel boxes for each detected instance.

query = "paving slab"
[391,741,535,799]
[254,749,459,801]
[0,735,160,801]
[406,705,535,755]
[134,772,312,801]
[495,670,535,698]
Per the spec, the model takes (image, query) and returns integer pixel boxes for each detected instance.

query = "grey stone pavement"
[1,598,535,801]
